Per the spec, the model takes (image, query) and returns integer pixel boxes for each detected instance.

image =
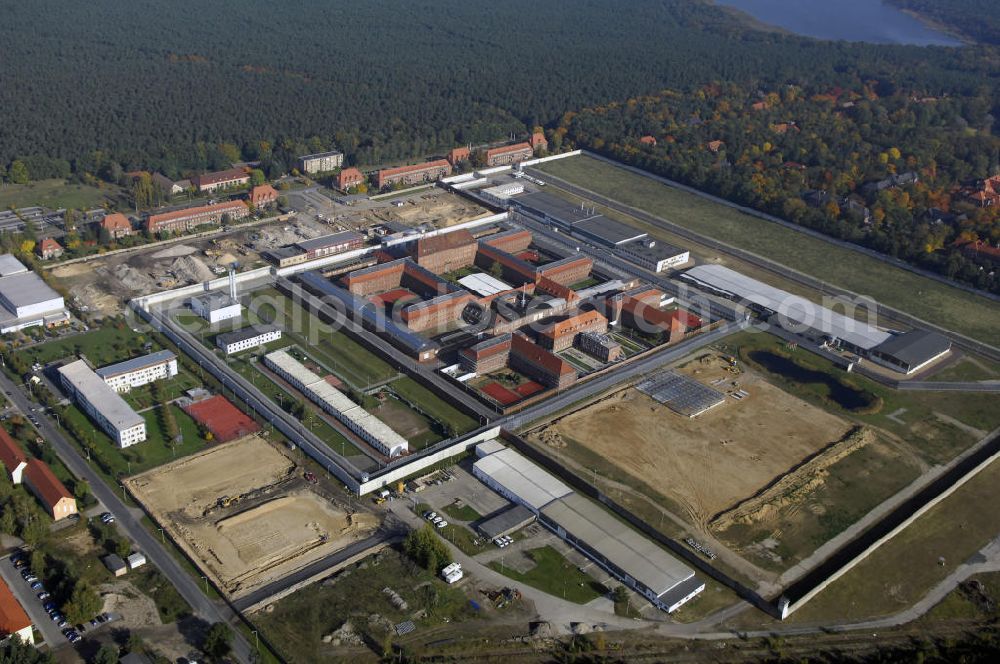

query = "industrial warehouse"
[682,264,952,373]
[472,441,704,613]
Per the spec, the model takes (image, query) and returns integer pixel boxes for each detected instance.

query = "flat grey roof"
[617,238,686,261]
[541,493,695,598]
[300,150,344,160]
[0,271,63,309]
[872,329,951,367]
[0,254,27,277]
[296,231,364,252]
[572,216,647,246]
[96,350,176,379]
[216,325,281,347]
[514,191,602,225]
[683,264,891,350]
[59,360,145,430]
[474,448,572,511]
[478,505,536,539]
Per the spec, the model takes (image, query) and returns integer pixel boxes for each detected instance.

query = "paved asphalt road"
[0,370,255,664]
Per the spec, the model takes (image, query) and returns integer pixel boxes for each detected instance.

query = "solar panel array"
[636,370,726,417]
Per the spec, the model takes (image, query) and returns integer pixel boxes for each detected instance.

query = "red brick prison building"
[484,143,534,167]
[191,167,250,193]
[146,200,249,234]
[447,146,471,167]
[476,242,592,287]
[460,333,513,374]
[510,333,577,389]
[375,159,452,190]
[408,229,477,274]
[341,258,471,332]
[537,310,609,351]
[481,229,533,254]
[621,288,703,343]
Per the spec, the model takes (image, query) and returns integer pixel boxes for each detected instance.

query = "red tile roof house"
[0,577,33,645]
[37,237,64,260]
[336,167,366,191]
[0,428,27,485]
[249,184,279,208]
[24,458,77,521]
[100,213,135,239]
[639,135,657,147]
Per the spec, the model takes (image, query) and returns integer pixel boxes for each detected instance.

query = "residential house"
[0,578,33,644]
[24,458,77,521]
[249,184,279,208]
[37,238,63,260]
[336,167,366,191]
[0,428,27,484]
[639,135,657,147]
[529,132,548,152]
[99,213,134,239]
[191,168,249,193]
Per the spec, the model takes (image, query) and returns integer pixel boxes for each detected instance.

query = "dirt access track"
[126,435,379,599]
[529,352,853,531]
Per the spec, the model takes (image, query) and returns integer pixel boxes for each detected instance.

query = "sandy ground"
[99,580,162,626]
[127,435,379,598]
[126,435,295,518]
[530,356,852,529]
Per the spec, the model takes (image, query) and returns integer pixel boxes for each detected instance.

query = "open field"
[127,435,379,599]
[731,331,1000,465]
[530,355,853,530]
[253,547,486,664]
[15,322,151,367]
[535,155,1000,345]
[727,455,1000,627]
[489,545,606,604]
[0,178,118,209]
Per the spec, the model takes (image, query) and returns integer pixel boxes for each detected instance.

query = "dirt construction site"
[528,350,858,533]
[125,435,380,600]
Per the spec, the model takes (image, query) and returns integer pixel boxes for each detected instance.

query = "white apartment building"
[216,325,282,355]
[58,360,146,448]
[96,350,178,393]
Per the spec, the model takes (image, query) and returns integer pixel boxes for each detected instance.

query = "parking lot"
[0,553,69,647]
[409,462,511,521]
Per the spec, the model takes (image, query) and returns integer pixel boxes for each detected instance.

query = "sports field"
[535,155,1000,345]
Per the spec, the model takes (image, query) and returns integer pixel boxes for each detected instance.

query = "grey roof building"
[869,329,952,374]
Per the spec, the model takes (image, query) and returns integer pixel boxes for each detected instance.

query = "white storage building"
[264,349,408,457]
[472,447,572,513]
[0,255,68,333]
[216,325,282,355]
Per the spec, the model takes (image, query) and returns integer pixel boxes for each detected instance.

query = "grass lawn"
[17,324,155,368]
[921,571,1000,622]
[391,377,477,437]
[488,545,606,604]
[779,456,1000,625]
[121,372,200,410]
[926,354,1000,382]
[60,401,208,480]
[253,548,477,664]
[0,178,117,210]
[251,288,397,387]
[442,503,482,522]
[536,155,1000,345]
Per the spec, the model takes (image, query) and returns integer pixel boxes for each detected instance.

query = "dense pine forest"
[1,0,997,179]
[1,0,998,290]
[556,83,1000,292]
[887,0,1000,45]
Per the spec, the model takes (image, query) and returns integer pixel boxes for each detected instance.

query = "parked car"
[24,575,38,584]
[30,581,43,591]
[435,520,448,529]
[57,619,69,629]
[37,592,50,601]
[68,632,81,644]
[100,512,115,524]
[43,602,56,612]
[303,471,318,484]
[50,613,63,623]
[426,512,437,521]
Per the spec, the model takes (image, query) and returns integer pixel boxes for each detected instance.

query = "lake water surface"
[715,0,961,46]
